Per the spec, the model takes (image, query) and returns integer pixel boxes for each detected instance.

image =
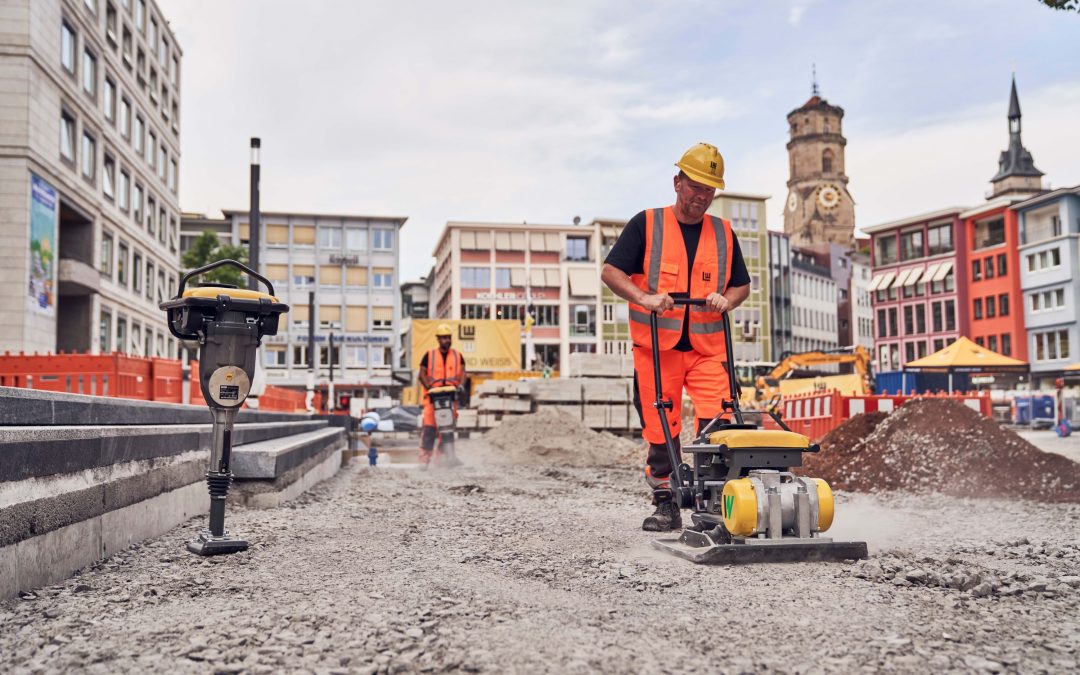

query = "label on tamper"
[218,385,240,400]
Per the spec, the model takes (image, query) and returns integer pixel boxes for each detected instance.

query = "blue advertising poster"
[29,174,58,316]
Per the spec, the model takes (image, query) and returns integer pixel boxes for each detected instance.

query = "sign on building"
[411,319,522,372]
[28,174,57,317]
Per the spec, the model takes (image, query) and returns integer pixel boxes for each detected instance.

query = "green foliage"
[180,230,250,287]
[1039,0,1079,10]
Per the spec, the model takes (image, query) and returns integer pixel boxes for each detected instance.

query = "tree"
[180,230,250,287]
[1038,0,1079,10]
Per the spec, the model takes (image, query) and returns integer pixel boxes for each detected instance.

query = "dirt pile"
[483,408,641,466]
[801,398,1080,502]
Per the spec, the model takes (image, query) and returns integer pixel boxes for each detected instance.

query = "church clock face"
[787,192,798,213]
[817,184,841,210]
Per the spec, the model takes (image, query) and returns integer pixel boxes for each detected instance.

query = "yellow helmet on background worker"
[676,142,726,190]
[435,323,453,337]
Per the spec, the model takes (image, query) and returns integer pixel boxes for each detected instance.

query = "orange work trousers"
[631,345,730,446]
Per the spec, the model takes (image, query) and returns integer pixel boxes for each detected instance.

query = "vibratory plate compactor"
[649,298,868,564]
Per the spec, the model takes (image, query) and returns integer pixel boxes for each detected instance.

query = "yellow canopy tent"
[903,336,1029,393]
[1064,361,1080,384]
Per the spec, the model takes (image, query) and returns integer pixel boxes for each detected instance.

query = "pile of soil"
[800,398,1080,502]
[483,408,641,466]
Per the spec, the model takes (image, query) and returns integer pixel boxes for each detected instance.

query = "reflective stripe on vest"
[424,348,463,386]
[626,207,733,355]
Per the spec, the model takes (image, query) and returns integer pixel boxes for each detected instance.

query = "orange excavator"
[753,346,874,411]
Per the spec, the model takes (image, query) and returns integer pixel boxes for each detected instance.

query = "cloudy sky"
[158,0,1080,280]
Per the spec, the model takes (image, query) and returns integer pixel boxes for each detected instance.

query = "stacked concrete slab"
[0,387,346,597]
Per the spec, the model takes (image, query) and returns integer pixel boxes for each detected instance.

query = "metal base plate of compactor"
[187,530,250,556]
[652,529,868,565]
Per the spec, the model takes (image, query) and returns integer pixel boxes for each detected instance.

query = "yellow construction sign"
[411,319,521,373]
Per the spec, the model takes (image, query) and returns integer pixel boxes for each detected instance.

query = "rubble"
[482,408,640,466]
[801,398,1080,502]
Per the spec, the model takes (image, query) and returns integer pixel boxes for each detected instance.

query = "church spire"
[811,63,819,98]
[990,75,1043,199]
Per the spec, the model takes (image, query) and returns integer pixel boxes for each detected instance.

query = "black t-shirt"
[604,210,752,351]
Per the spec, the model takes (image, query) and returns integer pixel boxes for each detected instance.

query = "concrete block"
[583,403,630,430]
[477,397,532,413]
[456,409,478,429]
[14,515,102,595]
[100,481,204,558]
[230,427,345,480]
[581,378,630,402]
[566,354,632,378]
[237,446,343,509]
[475,379,531,397]
[530,379,582,402]
[0,545,16,597]
[550,404,583,421]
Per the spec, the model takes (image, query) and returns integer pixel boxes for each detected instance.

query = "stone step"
[0,420,331,482]
[232,427,346,480]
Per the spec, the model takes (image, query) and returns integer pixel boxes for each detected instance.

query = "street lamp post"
[249,138,261,289]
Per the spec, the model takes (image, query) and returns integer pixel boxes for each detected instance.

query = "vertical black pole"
[249,137,261,289]
[308,291,315,374]
[328,332,335,413]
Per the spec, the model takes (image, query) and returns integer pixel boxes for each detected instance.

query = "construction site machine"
[753,346,874,411]
[649,298,868,564]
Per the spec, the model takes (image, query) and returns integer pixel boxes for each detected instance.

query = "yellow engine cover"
[811,478,834,532]
[720,478,758,536]
[707,429,810,450]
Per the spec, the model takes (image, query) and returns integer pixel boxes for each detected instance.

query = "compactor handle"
[176,259,276,299]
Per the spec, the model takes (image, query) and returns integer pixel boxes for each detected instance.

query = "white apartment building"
[790,249,839,354]
[1,0,182,357]
[431,221,600,371]
[850,252,875,352]
[183,210,405,399]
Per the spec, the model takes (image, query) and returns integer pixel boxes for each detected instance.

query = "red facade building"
[959,198,1028,361]
[865,208,969,373]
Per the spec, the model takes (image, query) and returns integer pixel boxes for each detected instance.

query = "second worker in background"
[600,142,751,532]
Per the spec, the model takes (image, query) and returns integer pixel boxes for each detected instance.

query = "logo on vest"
[702,271,712,283]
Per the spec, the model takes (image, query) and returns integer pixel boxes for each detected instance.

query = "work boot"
[642,490,682,532]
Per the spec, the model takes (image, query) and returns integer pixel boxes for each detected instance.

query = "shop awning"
[932,260,954,282]
[903,267,924,286]
[904,336,1028,373]
[867,273,888,292]
[869,270,896,292]
[891,268,913,289]
[568,268,599,297]
[918,263,941,285]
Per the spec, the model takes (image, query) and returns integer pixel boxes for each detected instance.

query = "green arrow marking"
[724,494,734,519]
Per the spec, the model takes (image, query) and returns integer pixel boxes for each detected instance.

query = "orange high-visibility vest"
[627,206,734,355]
[423,348,464,388]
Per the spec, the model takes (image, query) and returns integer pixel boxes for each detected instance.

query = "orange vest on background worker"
[627,206,734,355]
[423,348,464,388]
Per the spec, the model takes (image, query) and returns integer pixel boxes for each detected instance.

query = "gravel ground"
[1015,428,1080,463]
[2,439,1079,674]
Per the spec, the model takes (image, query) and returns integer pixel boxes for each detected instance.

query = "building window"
[972,259,981,281]
[80,132,96,180]
[117,169,129,211]
[987,335,998,353]
[99,311,112,353]
[571,304,596,336]
[146,195,155,235]
[999,293,1009,317]
[461,304,491,319]
[146,129,154,166]
[875,236,897,266]
[263,346,286,368]
[61,22,77,74]
[565,236,589,261]
[132,251,142,292]
[100,232,113,275]
[132,183,143,223]
[926,223,953,256]
[104,76,116,121]
[899,229,923,261]
[915,304,926,334]
[373,270,393,288]
[985,295,996,319]
[887,307,898,337]
[461,267,490,289]
[171,55,179,86]
[345,228,367,251]
[133,114,144,154]
[373,229,394,250]
[974,217,1005,249]
[148,18,157,55]
[122,25,132,64]
[60,111,76,162]
[116,317,127,353]
[932,338,945,353]
[319,227,341,249]
[494,268,511,288]
[145,260,154,300]
[973,298,982,320]
[292,345,309,367]
[135,0,145,31]
[984,256,994,279]
[119,97,131,138]
[822,149,833,173]
[82,49,97,96]
[945,300,956,332]
[158,144,166,180]
[905,342,916,364]
[117,241,128,286]
[158,207,167,244]
[534,305,559,326]
[876,308,887,338]
[168,159,177,192]
[1001,333,1011,356]
[106,3,117,42]
[997,254,1007,277]
[975,337,985,347]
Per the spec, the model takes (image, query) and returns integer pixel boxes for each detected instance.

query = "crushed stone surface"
[2,439,1080,673]
[801,398,1080,502]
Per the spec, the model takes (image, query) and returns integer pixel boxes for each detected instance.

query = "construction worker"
[600,142,751,532]
[417,323,466,466]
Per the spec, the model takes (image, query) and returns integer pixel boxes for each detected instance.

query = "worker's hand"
[638,293,675,313]
[705,292,730,313]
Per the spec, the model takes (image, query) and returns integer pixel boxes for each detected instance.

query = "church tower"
[783,73,855,247]
[989,76,1043,199]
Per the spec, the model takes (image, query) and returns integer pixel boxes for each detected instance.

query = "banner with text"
[411,319,521,373]
[28,174,58,317]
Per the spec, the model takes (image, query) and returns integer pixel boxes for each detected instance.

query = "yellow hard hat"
[676,143,726,190]
[435,323,453,337]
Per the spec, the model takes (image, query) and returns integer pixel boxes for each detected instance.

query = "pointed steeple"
[990,75,1043,199]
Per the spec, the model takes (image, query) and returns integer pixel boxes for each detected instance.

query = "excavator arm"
[754,346,874,407]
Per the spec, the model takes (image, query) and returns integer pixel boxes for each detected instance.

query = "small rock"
[405,628,423,639]
[904,569,928,583]
[1025,581,1048,593]
[963,655,1003,672]
[892,577,912,587]
[1058,576,1080,588]
[970,582,993,598]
